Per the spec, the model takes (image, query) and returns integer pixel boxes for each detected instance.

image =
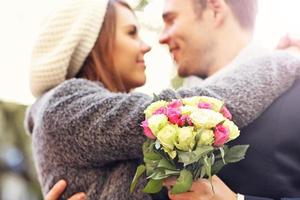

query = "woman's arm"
[175,51,300,127]
[37,52,300,166]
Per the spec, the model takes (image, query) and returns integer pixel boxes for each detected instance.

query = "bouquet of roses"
[130,96,249,194]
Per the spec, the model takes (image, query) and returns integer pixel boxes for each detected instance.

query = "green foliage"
[130,165,146,193]
[130,140,249,195]
[143,179,163,193]
[171,75,184,90]
[135,0,149,10]
[178,146,214,166]
[0,101,42,199]
[171,169,193,194]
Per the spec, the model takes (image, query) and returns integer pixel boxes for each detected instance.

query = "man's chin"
[177,67,208,79]
[177,67,189,77]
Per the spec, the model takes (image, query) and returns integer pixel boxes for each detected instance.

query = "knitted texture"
[25,52,300,199]
[29,0,109,97]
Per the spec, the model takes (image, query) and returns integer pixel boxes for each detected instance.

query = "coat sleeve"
[245,195,300,200]
[244,195,274,200]
[174,51,300,127]
[41,79,153,166]
[40,52,300,166]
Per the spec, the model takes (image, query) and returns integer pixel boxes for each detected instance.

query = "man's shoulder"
[249,50,300,68]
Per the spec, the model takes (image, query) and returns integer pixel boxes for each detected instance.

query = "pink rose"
[213,124,229,146]
[166,107,181,125]
[141,120,156,139]
[177,116,185,127]
[177,115,193,127]
[220,106,232,120]
[168,100,183,109]
[198,102,212,110]
[153,107,166,115]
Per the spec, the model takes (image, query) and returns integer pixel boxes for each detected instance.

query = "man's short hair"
[194,0,258,30]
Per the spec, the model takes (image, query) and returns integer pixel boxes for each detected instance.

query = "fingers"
[163,177,177,190]
[277,34,291,49]
[277,34,300,50]
[45,180,86,200]
[45,180,67,200]
[168,190,199,200]
[67,192,86,200]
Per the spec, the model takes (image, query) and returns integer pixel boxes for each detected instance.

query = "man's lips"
[170,47,180,60]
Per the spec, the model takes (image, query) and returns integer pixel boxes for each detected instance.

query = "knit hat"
[29,0,109,97]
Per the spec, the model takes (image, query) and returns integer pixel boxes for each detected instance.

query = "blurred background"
[0,0,300,199]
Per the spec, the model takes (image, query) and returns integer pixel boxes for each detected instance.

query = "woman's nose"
[141,41,151,54]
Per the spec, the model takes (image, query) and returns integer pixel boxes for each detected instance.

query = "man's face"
[159,0,216,78]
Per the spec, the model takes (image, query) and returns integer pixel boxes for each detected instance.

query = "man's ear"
[206,0,229,27]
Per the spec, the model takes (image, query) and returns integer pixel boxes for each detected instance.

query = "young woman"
[26,0,300,199]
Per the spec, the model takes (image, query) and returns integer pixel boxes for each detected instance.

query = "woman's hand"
[163,175,237,200]
[45,180,86,200]
[277,34,300,56]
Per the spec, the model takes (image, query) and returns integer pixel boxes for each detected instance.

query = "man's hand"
[163,175,237,200]
[45,180,86,200]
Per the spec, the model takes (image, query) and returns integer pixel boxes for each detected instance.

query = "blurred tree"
[135,0,149,10]
[0,101,42,200]
[0,1,156,199]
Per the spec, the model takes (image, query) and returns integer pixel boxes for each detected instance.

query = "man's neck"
[207,27,253,76]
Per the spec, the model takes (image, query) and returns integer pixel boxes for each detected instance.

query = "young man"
[160,0,300,199]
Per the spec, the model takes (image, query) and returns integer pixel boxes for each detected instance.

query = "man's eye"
[166,17,174,24]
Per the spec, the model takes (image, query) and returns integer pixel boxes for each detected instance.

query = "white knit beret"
[30,0,109,97]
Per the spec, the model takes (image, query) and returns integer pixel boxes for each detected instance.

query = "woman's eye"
[128,27,137,36]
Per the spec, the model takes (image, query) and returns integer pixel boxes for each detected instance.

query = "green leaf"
[164,169,180,176]
[224,145,249,163]
[143,140,154,155]
[147,170,169,180]
[144,151,161,160]
[157,158,176,170]
[178,146,214,166]
[130,165,146,193]
[143,179,163,193]
[219,147,226,164]
[211,159,225,175]
[144,159,159,176]
[200,166,206,178]
[171,169,193,194]
[203,156,212,179]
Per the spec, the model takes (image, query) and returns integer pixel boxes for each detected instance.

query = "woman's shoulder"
[52,78,107,97]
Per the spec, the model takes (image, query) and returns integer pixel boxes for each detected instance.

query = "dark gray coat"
[219,79,300,200]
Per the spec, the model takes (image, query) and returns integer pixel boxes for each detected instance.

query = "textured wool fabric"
[25,52,300,199]
[29,0,109,97]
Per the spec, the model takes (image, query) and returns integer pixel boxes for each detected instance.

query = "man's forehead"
[162,0,193,16]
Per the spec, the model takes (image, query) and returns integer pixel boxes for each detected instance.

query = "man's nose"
[159,29,169,44]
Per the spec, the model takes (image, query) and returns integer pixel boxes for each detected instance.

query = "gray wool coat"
[25,51,300,200]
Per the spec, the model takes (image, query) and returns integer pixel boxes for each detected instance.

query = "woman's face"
[113,3,151,91]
